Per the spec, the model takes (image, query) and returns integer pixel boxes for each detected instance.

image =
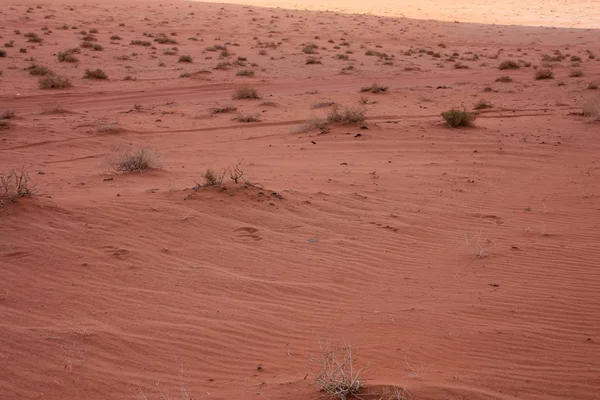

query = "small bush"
[442,109,476,127]
[25,32,43,43]
[236,69,255,77]
[454,62,469,69]
[0,50,6,58]
[154,35,177,45]
[474,99,492,110]
[0,169,32,205]
[306,56,322,65]
[58,50,78,63]
[535,68,554,80]
[211,106,238,114]
[327,105,366,124]
[110,35,122,40]
[588,82,598,90]
[214,61,231,70]
[499,60,520,70]
[178,55,192,62]
[295,117,328,133]
[234,113,261,122]
[569,69,584,77]
[92,43,103,51]
[131,40,151,46]
[111,146,159,172]
[313,341,365,400]
[4,41,15,48]
[582,95,600,120]
[203,169,223,186]
[495,76,513,83]
[302,43,319,54]
[39,75,71,89]
[360,83,388,94]
[0,110,15,120]
[84,68,107,79]
[232,86,260,100]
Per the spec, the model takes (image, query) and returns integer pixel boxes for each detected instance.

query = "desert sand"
[1,0,599,399]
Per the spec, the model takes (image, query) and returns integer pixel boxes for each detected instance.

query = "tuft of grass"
[311,101,336,109]
[312,341,366,400]
[360,83,388,94]
[0,50,6,57]
[130,40,151,47]
[535,68,554,80]
[569,69,584,78]
[232,86,260,100]
[25,32,43,43]
[327,105,366,124]
[294,117,329,133]
[442,108,476,127]
[236,69,255,77]
[454,62,469,69]
[111,146,160,173]
[202,168,224,186]
[39,75,71,89]
[84,68,107,79]
[214,61,231,70]
[234,113,261,122]
[28,64,52,76]
[154,35,177,45]
[211,106,238,114]
[178,55,192,62]
[495,76,513,83]
[582,95,600,120]
[302,43,319,54]
[498,60,520,70]
[588,82,598,90]
[306,56,322,65]
[58,50,78,63]
[110,35,122,40]
[1,168,32,205]
[0,110,15,120]
[474,99,492,110]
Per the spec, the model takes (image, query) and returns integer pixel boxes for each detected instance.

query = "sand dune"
[1,1,599,399]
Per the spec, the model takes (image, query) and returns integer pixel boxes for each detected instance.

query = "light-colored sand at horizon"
[1,1,599,399]
[193,0,600,28]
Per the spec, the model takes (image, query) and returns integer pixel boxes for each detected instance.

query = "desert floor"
[1,0,600,399]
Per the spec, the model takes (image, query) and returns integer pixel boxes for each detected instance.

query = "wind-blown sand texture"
[1,0,599,399]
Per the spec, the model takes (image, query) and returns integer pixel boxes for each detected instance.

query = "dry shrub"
[39,75,71,89]
[311,101,336,109]
[57,50,78,63]
[327,105,366,124]
[312,340,366,400]
[111,146,160,173]
[232,86,260,100]
[583,95,600,120]
[210,106,238,114]
[474,99,492,110]
[442,109,476,127]
[0,110,15,120]
[295,117,328,133]
[360,83,388,94]
[535,68,554,80]
[498,60,520,70]
[233,113,261,122]
[495,75,513,83]
[1,168,32,205]
[84,68,107,79]
[236,69,255,77]
[178,55,192,62]
[569,69,584,77]
[202,168,224,186]
[28,64,52,76]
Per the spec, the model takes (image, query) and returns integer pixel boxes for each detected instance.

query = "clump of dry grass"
[233,113,261,122]
[110,146,160,173]
[474,99,492,110]
[535,68,554,80]
[306,56,322,65]
[236,69,255,77]
[498,60,520,70]
[495,76,513,83]
[28,64,52,76]
[39,75,71,89]
[311,101,336,109]
[302,43,319,54]
[294,117,329,133]
[312,340,366,400]
[131,40,151,47]
[1,168,32,205]
[360,83,388,94]
[84,68,107,79]
[178,55,192,62]
[582,95,600,120]
[569,69,584,78]
[1,110,15,120]
[57,49,78,63]
[442,108,476,127]
[232,86,260,100]
[327,105,366,124]
[211,105,238,114]
[202,168,224,186]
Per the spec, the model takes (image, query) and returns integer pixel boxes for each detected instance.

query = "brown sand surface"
[1,1,600,399]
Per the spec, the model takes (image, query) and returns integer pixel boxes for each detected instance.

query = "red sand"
[1,1,599,399]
